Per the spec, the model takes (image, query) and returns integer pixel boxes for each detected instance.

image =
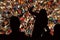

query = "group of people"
[0,5,60,40]
[0,6,48,40]
[0,0,60,40]
[0,0,60,36]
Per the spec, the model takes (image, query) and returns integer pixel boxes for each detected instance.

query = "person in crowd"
[6,15,27,40]
[28,6,48,40]
[42,25,54,40]
[54,24,60,40]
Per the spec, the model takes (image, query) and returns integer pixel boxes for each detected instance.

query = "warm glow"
[18,0,24,4]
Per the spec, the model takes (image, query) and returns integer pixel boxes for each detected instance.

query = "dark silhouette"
[42,26,53,40]
[0,34,7,40]
[6,16,26,40]
[29,6,48,40]
[54,24,60,40]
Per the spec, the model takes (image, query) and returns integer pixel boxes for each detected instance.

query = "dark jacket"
[6,16,26,40]
[29,6,48,40]
[54,24,60,40]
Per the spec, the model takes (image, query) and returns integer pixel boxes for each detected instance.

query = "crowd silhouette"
[0,6,60,40]
[7,15,25,40]
[28,6,48,40]
[54,24,60,40]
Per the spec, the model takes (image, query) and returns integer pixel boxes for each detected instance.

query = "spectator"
[6,15,26,40]
[54,24,60,40]
[29,6,48,40]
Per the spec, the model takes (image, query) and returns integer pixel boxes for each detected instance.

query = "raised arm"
[28,6,38,16]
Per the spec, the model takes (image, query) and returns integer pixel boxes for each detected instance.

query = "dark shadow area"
[29,6,48,40]
[54,24,60,40]
[6,16,27,40]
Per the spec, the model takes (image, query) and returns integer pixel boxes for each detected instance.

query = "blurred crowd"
[0,0,60,36]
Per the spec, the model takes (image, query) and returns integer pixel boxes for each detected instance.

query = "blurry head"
[39,9,47,15]
[54,24,60,31]
[10,16,20,31]
[4,19,9,25]
[40,9,46,13]
[13,11,18,17]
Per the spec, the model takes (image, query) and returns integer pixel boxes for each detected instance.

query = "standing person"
[6,15,26,40]
[54,24,60,40]
[28,6,48,40]
[42,26,54,40]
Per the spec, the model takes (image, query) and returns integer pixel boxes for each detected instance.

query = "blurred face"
[4,21,8,25]
[25,7,28,11]
[13,12,18,16]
